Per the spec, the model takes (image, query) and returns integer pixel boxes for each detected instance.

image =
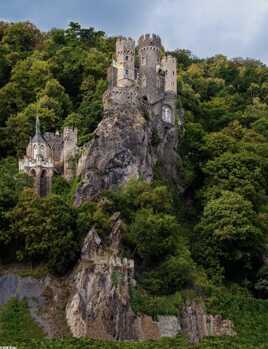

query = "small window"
[142,76,146,88]
[125,69,129,77]
[141,56,146,65]
[125,55,129,61]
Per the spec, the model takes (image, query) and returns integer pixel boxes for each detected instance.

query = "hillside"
[1,21,268,348]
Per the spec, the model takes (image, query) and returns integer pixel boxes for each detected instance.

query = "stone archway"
[30,169,36,177]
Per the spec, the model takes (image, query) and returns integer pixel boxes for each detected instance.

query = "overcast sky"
[1,0,268,63]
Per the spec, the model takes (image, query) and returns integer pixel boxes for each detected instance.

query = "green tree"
[195,191,264,281]
[8,189,78,274]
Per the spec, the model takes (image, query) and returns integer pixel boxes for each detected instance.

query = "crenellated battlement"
[116,36,135,54]
[161,55,177,66]
[138,33,162,49]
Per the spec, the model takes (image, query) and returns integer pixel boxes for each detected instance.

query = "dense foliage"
[2,20,268,346]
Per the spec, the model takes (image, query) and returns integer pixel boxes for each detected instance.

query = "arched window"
[33,144,38,159]
[162,105,172,123]
[141,56,146,65]
[40,144,45,156]
[142,76,147,88]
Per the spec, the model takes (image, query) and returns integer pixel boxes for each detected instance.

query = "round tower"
[116,36,135,88]
[138,34,162,103]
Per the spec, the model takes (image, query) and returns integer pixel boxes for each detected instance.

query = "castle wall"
[103,86,140,111]
[44,132,64,165]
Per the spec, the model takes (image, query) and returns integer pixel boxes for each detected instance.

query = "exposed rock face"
[181,301,236,343]
[0,273,70,337]
[0,221,235,343]
[75,86,181,205]
[66,214,138,340]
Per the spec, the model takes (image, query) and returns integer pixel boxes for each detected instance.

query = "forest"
[1,21,268,348]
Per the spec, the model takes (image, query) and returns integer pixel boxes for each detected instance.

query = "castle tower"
[138,34,162,104]
[161,55,177,125]
[161,55,177,95]
[115,36,135,88]
[63,127,78,182]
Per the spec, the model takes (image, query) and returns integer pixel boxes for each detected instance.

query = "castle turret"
[161,55,177,95]
[115,36,135,88]
[138,34,162,103]
[160,55,177,125]
[63,127,78,182]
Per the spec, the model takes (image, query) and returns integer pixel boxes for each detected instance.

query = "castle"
[105,34,177,124]
[19,116,78,196]
[19,34,179,197]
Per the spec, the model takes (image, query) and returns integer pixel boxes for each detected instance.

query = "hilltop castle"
[19,116,78,196]
[19,34,179,197]
[105,34,178,124]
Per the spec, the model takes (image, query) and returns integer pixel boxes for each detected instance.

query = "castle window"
[33,144,38,159]
[125,55,129,61]
[141,56,146,65]
[142,76,147,88]
[162,105,172,123]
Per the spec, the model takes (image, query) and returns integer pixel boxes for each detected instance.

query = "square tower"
[116,36,135,87]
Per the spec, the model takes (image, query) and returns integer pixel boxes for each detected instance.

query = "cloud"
[1,0,268,63]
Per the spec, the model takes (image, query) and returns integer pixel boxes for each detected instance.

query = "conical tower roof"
[32,115,46,144]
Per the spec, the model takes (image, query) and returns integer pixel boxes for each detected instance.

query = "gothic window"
[162,105,172,123]
[33,144,38,159]
[141,56,146,65]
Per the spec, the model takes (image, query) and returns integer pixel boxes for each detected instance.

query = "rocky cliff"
[66,213,137,340]
[75,86,182,205]
[0,215,236,343]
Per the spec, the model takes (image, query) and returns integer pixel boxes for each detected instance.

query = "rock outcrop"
[75,86,181,205]
[181,301,236,343]
[0,273,70,337]
[66,214,138,340]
